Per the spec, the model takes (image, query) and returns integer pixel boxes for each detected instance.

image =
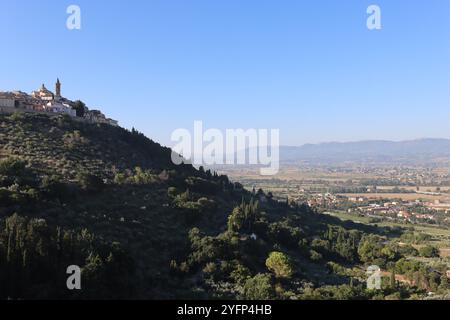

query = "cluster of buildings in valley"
[344,196,450,224]
[0,79,118,126]
[305,192,339,207]
[296,191,450,224]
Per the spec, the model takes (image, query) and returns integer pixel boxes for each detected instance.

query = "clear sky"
[1,0,449,146]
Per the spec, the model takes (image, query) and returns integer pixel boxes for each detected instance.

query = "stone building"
[1,79,118,126]
[0,92,16,108]
[31,84,55,101]
[44,101,76,117]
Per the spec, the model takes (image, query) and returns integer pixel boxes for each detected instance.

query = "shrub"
[265,251,294,278]
[167,187,179,198]
[229,263,251,285]
[418,245,440,258]
[0,158,38,188]
[242,273,274,300]
[310,249,323,261]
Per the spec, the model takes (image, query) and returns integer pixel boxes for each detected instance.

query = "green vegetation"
[0,112,448,300]
[71,100,86,118]
[242,273,274,300]
[265,252,294,279]
[418,245,440,258]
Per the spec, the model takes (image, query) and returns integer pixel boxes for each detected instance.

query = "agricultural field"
[338,193,450,203]
[324,210,450,251]
[376,186,450,193]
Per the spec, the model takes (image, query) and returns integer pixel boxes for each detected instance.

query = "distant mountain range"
[280,138,450,164]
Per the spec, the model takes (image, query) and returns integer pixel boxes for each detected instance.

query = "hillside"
[0,112,446,300]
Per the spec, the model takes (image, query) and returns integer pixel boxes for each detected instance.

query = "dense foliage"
[0,112,448,300]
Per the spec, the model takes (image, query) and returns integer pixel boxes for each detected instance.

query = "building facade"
[0,79,118,126]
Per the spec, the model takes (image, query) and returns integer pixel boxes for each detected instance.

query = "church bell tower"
[55,78,61,100]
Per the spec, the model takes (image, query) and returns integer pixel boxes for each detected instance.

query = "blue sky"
[1,0,449,146]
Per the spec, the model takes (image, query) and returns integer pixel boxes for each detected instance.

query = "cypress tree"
[390,270,396,289]
[439,272,448,291]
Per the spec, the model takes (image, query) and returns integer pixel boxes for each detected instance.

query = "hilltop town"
[0,79,118,126]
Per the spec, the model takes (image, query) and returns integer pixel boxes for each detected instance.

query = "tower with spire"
[55,78,61,100]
